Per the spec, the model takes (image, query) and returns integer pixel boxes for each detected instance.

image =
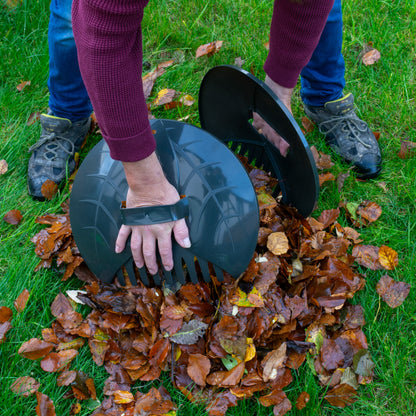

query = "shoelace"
[28,132,75,161]
[318,114,372,149]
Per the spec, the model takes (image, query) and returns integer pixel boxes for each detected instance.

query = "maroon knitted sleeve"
[72,0,156,162]
[264,0,335,88]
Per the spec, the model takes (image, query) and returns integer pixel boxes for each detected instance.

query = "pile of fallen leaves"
[11,155,411,416]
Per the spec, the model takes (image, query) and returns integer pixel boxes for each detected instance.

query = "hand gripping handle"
[120,197,189,226]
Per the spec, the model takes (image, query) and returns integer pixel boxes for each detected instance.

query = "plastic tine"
[116,269,126,286]
[197,258,212,282]
[124,260,137,285]
[213,264,224,282]
[173,249,186,285]
[138,266,150,286]
[152,272,161,286]
[163,269,174,287]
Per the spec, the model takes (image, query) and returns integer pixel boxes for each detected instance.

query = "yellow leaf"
[230,287,264,308]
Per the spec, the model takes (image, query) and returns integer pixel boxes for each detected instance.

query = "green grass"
[1,0,415,415]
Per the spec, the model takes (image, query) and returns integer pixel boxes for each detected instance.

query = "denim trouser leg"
[300,0,345,107]
[48,0,92,121]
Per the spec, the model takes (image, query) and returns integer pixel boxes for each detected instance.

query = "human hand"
[252,75,294,157]
[115,153,191,275]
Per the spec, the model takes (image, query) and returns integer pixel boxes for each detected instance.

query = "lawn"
[1,0,415,415]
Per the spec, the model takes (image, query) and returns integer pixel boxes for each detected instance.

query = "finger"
[130,227,144,269]
[173,218,191,248]
[115,225,132,253]
[142,227,158,275]
[157,227,174,271]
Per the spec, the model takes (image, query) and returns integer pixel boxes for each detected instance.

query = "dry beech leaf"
[16,80,31,91]
[310,146,334,170]
[169,319,208,345]
[0,306,13,323]
[196,40,223,58]
[0,321,12,344]
[27,111,41,126]
[356,200,382,225]
[0,159,8,175]
[262,343,287,382]
[10,376,40,397]
[378,245,399,270]
[41,180,59,200]
[142,59,174,100]
[3,209,23,225]
[40,349,78,372]
[36,391,56,416]
[152,88,177,107]
[325,383,357,407]
[319,172,335,186]
[267,232,289,255]
[398,140,416,159]
[362,48,381,66]
[113,390,134,404]
[14,289,30,312]
[187,353,211,387]
[301,116,315,133]
[19,338,55,360]
[273,397,292,415]
[376,275,410,308]
[295,391,310,410]
[352,245,383,270]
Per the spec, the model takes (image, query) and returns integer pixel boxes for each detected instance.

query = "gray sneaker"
[28,113,91,200]
[304,93,381,179]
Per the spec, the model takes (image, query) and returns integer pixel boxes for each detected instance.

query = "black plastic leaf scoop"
[199,65,319,217]
[70,119,260,286]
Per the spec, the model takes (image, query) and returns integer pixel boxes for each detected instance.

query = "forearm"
[264,0,335,88]
[72,0,155,162]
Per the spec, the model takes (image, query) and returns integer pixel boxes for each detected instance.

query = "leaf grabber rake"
[70,119,260,286]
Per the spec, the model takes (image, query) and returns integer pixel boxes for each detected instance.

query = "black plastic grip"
[120,197,189,226]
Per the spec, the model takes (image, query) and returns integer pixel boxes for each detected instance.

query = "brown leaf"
[0,306,13,323]
[16,80,31,91]
[259,389,287,407]
[19,338,55,359]
[27,111,41,126]
[3,209,23,225]
[337,171,351,192]
[35,391,56,416]
[362,48,381,65]
[207,362,245,387]
[152,88,177,107]
[352,245,383,270]
[301,116,315,133]
[57,370,77,386]
[324,383,357,407]
[273,397,292,415]
[40,349,78,372]
[296,391,310,410]
[142,59,174,100]
[320,339,345,371]
[318,208,340,229]
[14,288,30,312]
[0,321,12,343]
[262,343,287,382]
[187,353,211,387]
[41,180,59,200]
[10,376,40,397]
[0,159,8,175]
[376,275,410,308]
[134,387,177,415]
[51,293,74,317]
[196,40,223,58]
[113,390,134,404]
[148,338,170,368]
[267,232,289,255]
[398,140,416,159]
[356,200,382,225]
[310,146,334,170]
[319,172,335,186]
[378,245,398,270]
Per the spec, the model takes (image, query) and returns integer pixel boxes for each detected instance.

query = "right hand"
[252,75,294,157]
[115,153,191,275]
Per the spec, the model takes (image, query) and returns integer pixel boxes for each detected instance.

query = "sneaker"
[304,93,381,179]
[28,113,91,200]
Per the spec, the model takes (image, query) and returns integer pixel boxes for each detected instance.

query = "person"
[255,0,381,180]
[29,0,381,276]
[27,0,93,200]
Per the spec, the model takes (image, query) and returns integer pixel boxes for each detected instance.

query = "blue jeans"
[48,0,92,121]
[300,0,345,107]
